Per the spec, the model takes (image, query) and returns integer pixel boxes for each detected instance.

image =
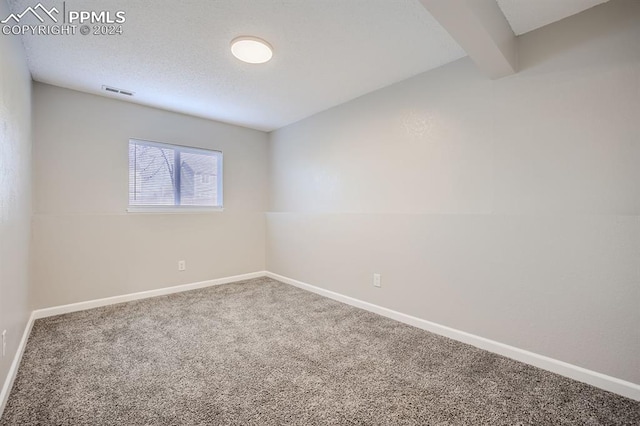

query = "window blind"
[128,139,223,207]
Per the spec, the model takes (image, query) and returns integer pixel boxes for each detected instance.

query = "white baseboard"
[265,271,640,401]
[3,269,637,417]
[1,271,268,418]
[0,312,35,418]
[32,271,267,319]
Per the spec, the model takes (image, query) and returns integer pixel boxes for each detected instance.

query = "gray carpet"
[1,277,638,425]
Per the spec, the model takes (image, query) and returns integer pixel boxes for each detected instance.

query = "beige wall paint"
[0,0,32,398]
[32,83,268,308]
[267,0,640,384]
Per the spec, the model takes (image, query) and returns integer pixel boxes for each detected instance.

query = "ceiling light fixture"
[230,36,273,64]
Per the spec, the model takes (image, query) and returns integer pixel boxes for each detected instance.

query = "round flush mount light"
[230,36,273,64]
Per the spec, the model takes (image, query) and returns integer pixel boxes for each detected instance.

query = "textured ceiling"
[496,0,610,35]
[9,0,466,131]
[8,0,612,131]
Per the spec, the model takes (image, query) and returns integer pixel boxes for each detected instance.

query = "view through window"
[128,139,223,208]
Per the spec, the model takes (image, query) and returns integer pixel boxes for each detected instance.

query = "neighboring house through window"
[128,139,223,209]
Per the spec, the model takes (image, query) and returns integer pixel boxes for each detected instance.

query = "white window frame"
[127,139,224,213]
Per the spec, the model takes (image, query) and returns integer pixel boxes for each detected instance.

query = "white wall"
[32,83,268,309]
[0,0,32,399]
[268,0,640,384]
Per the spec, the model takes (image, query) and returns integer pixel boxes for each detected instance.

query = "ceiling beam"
[420,0,517,79]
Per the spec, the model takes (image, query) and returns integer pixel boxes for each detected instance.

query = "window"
[128,139,223,210]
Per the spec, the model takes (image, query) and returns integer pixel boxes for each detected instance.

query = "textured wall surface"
[0,0,32,403]
[268,0,640,384]
[32,84,268,309]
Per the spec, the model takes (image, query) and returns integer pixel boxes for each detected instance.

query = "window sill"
[127,206,224,214]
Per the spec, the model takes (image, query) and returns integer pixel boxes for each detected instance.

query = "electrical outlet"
[373,273,381,288]
[2,330,6,357]
[178,260,186,271]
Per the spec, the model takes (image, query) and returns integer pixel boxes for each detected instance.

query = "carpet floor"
[1,277,638,425]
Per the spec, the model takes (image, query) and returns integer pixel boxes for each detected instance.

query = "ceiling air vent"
[101,85,135,97]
